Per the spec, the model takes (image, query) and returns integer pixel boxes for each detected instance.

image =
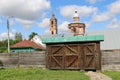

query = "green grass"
[103,71,120,80]
[0,68,89,80]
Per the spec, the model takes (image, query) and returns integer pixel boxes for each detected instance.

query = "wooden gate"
[83,44,97,70]
[46,43,101,70]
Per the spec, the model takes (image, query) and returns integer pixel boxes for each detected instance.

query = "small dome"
[74,10,79,17]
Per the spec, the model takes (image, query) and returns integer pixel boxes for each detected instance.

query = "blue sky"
[0,0,120,40]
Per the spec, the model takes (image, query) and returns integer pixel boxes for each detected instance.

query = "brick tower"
[50,12,58,35]
[68,10,85,36]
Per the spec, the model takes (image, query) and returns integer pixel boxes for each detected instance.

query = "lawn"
[103,71,120,80]
[0,68,89,80]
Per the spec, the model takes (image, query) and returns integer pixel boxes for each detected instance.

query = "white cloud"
[0,29,17,40]
[86,0,97,4]
[60,5,97,19]
[92,0,120,23]
[58,21,69,32]
[106,18,120,28]
[16,18,35,29]
[38,18,49,28]
[92,12,113,22]
[86,0,103,4]
[0,0,51,28]
[85,22,92,28]
[11,29,17,34]
[108,0,120,15]
[44,29,50,34]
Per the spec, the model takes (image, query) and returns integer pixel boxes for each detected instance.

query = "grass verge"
[0,68,89,80]
[103,71,120,80]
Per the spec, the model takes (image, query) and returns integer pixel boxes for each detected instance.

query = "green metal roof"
[42,35,104,44]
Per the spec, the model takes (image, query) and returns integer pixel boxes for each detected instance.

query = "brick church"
[49,10,85,36]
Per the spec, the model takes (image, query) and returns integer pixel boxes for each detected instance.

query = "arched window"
[51,21,54,25]
[51,31,54,34]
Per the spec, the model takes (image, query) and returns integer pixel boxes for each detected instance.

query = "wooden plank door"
[46,45,64,69]
[46,44,80,70]
[64,45,80,69]
[83,44,96,70]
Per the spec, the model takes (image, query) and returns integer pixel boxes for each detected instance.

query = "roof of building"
[42,35,104,44]
[10,40,45,50]
[87,29,120,50]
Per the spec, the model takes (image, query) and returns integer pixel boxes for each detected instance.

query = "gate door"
[65,45,80,69]
[83,44,96,70]
[46,44,80,69]
[46,45,64,69]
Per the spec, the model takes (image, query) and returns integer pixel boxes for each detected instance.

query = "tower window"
[51,21,54,25]
[51,31,54,34]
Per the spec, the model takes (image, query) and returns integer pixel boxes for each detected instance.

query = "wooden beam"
[51,56,63,68]
[67,56,78,67]
[66,45,78,54]
[52,46,62,54]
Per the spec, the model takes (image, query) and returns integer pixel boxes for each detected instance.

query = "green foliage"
[0,68,89,80]
[0,40,7,53]
[29,32,38,40]
[15,32,23,42]
[103,71,120,80]
[0,32,22,53]
[0,47,7,53]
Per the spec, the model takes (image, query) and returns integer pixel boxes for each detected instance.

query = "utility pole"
[7,19,10,53]
[7,16,13,53]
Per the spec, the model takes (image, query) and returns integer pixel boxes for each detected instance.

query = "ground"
[0,68,89,80]
[0,68,120,80]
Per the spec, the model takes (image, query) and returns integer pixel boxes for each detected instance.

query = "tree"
[29,32,38,40]
[15,32,22,42]
[0,40,8,53]
[0,32,23,53]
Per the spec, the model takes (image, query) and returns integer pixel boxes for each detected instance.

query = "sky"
[0,0,120,40]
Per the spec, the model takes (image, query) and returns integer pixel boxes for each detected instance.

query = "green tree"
[0,40,7,53]
[0,32,23,53]
[15,32,22,42]
[28,32,38,40]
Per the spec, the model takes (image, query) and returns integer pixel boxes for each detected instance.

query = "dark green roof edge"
[42,35,104,44]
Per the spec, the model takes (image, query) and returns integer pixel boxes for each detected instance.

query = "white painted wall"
[31,35,46,47]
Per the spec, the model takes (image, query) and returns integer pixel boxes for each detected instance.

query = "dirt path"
[85,71,112,80]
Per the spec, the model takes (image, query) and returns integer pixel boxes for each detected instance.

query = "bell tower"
[50,12,58,35]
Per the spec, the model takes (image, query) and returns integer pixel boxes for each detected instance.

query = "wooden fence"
[102,50,120,70]
[0,50,120,70]
[0,52,45,68]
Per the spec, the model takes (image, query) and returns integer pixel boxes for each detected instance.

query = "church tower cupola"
[68,10,86,36]
[50,12,58,35]
[73,10,79,22]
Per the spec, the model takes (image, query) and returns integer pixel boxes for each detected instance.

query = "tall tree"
[29,32,38,40]
[15,32,23,42]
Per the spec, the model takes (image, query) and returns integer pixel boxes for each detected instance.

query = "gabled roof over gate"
[42,35,104,44]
